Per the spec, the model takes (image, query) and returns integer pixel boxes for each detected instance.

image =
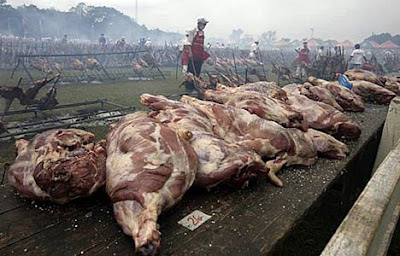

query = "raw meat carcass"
[344,69,384,86]
[304,83,344,111]
[106,112,197,255]
[216,81,288,102]
[181,96,318,186]
[284,83,343,111]
[204,89,307,130]
[73,59,85,71]
[351,80,395,104]
[132,61,144,76]
[140,94,268,189]
[285,94,361,139]
[380,76,400,95]
[307,76,365,112]
[86,58,102,71]
[305,129,349,159]
[8,129,106,203]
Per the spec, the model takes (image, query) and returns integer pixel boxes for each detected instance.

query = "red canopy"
[339,40,354,48]
[378,40,399,49]
[370,41,380,48]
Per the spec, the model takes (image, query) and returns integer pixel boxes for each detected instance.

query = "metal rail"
[0,106,135,139]
[0,99,122,117]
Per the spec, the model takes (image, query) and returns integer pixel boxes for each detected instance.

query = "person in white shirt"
[316,46,325,61]
[144,38,152,49]
[249,40,260,61]
[348,44,367,70]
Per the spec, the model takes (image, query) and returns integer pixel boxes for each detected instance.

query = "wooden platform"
[0,104,388,256]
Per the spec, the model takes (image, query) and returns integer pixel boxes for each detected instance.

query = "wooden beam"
[322,139,400,256]
[373,97,400,173]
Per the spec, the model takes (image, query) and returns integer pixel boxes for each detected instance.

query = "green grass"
[0,66,282,164]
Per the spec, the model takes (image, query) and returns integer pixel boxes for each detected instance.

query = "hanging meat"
[307,76,365,112]
[203,89,307,130]
[351,80,395,104]
[106,112,197,255]
[140,94,268,189]
[344,69,384,86]
[8,129,106,204]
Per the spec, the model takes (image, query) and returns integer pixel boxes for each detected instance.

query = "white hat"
[197,17,209,24]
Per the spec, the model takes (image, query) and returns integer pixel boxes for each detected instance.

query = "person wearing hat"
[182,17,211,93]
[98,34,106,47]
[348,44,367,70]
[295,41,311,78]
[249,40,261,61]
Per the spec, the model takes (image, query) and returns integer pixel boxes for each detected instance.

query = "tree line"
[0,1,182,44]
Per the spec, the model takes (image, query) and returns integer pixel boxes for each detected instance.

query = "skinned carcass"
[380,76,400,95]
[344,69,384,86]
[181,96,318,187]
[204,89,307,131]
[284,83,343,111]
[106,112,197,255]
[140,93,268,189]
[8,129,106,204]
[307,76,365,112]
[216,82,289,102]
[86,58,102,71]
[351,80,395,104]
[305,129,348,159]
[73,59,85,71]
[284,94,361,139]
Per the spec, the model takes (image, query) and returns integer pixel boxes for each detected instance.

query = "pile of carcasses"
[7,69,398,255]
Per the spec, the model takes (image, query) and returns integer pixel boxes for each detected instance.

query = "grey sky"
[7,0,400,42]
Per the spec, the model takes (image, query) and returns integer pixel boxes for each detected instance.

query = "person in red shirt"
[182,17,210,93]
[295,41,311,78]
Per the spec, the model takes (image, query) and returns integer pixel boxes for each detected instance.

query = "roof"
[274,40,289,47]
[339,40,354,48]
[378,40,399,49]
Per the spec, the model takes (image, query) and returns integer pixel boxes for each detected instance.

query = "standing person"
[62,34,68,43]
[98,33,106,47]
[144,38,152,49]
[348,44,367,70]
[249,40,261,61]
[316,46,325,61]
[181,17,211,93]
[295,41,311,78]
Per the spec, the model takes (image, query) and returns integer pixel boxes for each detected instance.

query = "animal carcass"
[106,112,197,255]
[8,129,106,203]
[344,69,384,86]
[351,80,395,104]
[140,93,267,189]
[307,76,365,112]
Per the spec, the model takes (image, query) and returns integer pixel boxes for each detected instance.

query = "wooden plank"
[322,140,400,256]
[0,189,107,250]
[373,97,400,173]
[0,104,389,255]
